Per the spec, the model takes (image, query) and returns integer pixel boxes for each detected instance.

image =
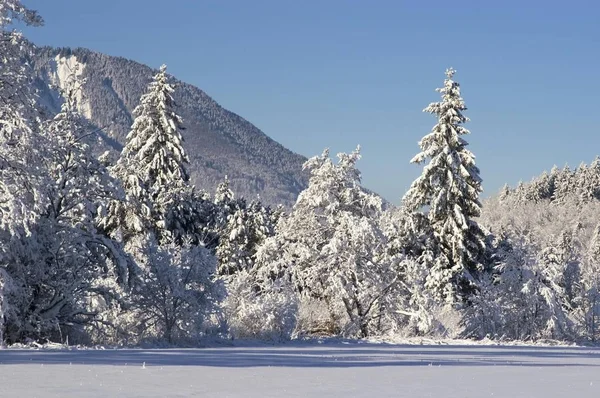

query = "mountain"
[28,46,308,206]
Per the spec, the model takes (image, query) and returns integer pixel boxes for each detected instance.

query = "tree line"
[1,1,599,345]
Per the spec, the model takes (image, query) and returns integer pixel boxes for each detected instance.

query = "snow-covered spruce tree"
[217,199,275,276]
[214,175,235,209]
[212,175,242,242]
[162,186,221,248]
[462,231,534,340]
[382,209,453,337]
[516,161,600,205]
[216,204,250,276]
[213,176,278,276]
[525,170,553,203]
[552,165,574,203]
[402,68,486,303]
[535,233,577,339]
[101,64,190,244]
[586,157,600,201]
[216,183,295,340]
[123,64,189,194]
[574,158,600,203]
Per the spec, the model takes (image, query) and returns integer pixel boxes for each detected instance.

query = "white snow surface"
[50,55,92,118]
[1,340,599,397]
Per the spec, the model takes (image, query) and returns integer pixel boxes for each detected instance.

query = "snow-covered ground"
[1,341,599,397]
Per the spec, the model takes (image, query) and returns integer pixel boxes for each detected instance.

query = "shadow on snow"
[1,343,600,368]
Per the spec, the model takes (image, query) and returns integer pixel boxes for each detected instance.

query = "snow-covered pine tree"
[586,157,600,201]
[216,192,289,339]
[402,68,486,303]
[103,64,190,243]
[552,165,573,203]
[575,158,600,203]
[248,200,276,248]
[529,235,575,340]
[213,175,238,234]
[527,170,554,203]
[216,199,275,276]
[463,230,534,340]
[122,64,189,192]
[214,175,234,207]
[164,187,220,248]
[498,184,512,202]
[513,181,528,203]
[572,162,589,203]
[382,208,447,335]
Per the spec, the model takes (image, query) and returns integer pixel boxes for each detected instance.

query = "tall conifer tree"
[403,68,485,302]
[102,65,189,242]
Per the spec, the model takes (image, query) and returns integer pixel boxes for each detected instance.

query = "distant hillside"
[29,46,308,206]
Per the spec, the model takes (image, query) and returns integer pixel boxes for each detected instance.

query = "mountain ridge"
[29,45,308,206]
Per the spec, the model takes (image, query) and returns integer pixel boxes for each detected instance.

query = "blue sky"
[20,0,600,204]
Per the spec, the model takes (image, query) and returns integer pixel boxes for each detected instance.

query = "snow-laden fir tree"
[101,64,190,243]
[213,175,238,235]
[216,188,294,340]
[214,175,234,207]
[575,158,600,203]
[217,189,291,340]
[121,64,189,193]
[402,68,486,302]
[382,209,444,336]
[216,199,275,276]
[552,165,573,203]
[586,157,600,201]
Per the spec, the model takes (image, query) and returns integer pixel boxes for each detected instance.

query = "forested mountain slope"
[29,46,307,205]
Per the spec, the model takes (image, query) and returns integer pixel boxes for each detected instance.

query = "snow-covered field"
[1,341,599,397]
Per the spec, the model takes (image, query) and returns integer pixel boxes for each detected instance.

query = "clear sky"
[19,0,600,204]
